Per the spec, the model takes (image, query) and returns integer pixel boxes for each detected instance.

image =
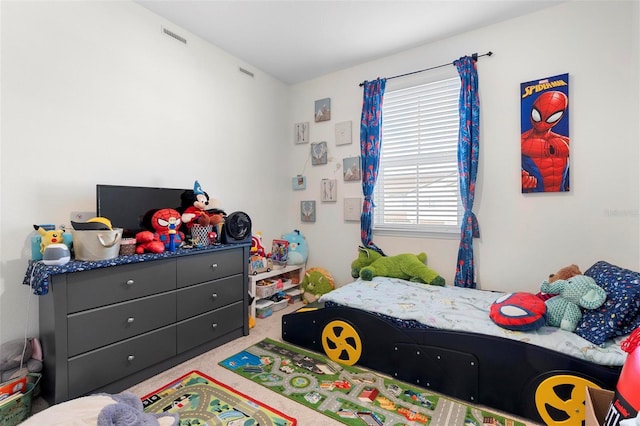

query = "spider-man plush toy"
[136,208,185,253]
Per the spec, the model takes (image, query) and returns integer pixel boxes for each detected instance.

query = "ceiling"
[135,0,565,85]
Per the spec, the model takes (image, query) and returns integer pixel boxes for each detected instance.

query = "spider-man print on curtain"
[359,79,386,255]
[454,56,480,288]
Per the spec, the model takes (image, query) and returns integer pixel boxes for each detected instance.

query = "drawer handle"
[127,355,135,362]
[127,317,135,324]
[212,323,218,329]
[211,263,218,270]
[211,293,218,299]
[126,279,135,286]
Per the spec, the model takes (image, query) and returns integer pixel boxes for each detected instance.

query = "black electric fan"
[221,211,252,244]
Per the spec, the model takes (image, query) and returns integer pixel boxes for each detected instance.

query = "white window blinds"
[374,77,462,237]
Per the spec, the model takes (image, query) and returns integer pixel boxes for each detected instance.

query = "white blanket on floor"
[20,392,177,426]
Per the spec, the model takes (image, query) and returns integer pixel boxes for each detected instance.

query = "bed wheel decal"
[321,320,362,366]
[534,374,600,425]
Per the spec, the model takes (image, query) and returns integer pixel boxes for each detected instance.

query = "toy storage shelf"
[249,264,304,320]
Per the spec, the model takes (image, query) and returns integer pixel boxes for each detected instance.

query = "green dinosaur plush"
[540,275,607,332]
[300,267,335,304]
[350,246,445,286]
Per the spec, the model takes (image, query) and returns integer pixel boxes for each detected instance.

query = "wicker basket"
[256,280,276,298]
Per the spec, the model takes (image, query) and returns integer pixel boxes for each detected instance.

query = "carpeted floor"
[125,302,342,425]
[34,302,543,425]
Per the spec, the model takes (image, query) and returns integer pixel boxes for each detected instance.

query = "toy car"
[249,255,273,275]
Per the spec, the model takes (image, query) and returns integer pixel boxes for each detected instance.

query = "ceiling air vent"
[161,27,187,44]
[239,67,254,78]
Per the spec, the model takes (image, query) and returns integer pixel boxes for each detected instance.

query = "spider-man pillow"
[489,292,547,331]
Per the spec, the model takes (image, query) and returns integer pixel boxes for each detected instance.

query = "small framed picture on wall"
[301,200,316,222]
[343,156,361,181]
[292,175,306,190]
[311,141,328,165]
[321,179,337,202]
[335,121,352,146]
[344,197,362,222]
[314,98,331,122]
[294,122,309,144]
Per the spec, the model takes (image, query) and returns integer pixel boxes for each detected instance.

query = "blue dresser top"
[24,243,249,296]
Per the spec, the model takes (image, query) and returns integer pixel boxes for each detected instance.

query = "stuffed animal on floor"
[351,246,445,286]
[0,337,43,382]
[300,267,335,304]
[540,274,607,332]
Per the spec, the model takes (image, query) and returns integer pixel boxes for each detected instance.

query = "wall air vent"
[239,67,255,78]
[162,27,187,44]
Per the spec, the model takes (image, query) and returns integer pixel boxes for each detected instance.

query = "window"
[373,76,462,238]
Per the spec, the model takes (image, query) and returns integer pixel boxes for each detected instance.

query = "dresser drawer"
[176,275,243,321]
[177,249,243,288]
[67,260,176,313]
[67,325,176,399]
[176,301,244,353]
[67,292,176,357]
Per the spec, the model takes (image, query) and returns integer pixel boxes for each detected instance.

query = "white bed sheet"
[319,277,627,367]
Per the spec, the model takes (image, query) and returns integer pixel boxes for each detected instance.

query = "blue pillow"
[574,261,640,346]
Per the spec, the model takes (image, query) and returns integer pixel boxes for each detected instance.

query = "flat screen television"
[96,184,186,237]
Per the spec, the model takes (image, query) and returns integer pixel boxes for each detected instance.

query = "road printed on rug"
[220,338,526,426]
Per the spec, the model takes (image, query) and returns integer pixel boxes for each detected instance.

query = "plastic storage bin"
[256,280,276,298]
[285,288,302,303]
[256,300,274,319]
[271,299,288,312]
[0,373,41,426]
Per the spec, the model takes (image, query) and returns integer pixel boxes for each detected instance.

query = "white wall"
[0,1,292,344]
[290,0,640,290]
[1,0,638,347]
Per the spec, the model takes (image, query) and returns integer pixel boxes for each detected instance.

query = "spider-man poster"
[520,73,570,193]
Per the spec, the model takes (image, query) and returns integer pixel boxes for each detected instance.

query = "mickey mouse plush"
[179,180,225,232]
[180,180,212,229]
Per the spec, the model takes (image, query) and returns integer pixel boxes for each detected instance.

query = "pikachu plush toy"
[33,224,66,254]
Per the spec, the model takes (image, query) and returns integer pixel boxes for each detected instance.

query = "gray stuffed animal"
[540,275,607,332]
[0,337,43,381]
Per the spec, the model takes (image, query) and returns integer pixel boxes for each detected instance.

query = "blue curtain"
[359,79,386,255]
[454,56,480,288]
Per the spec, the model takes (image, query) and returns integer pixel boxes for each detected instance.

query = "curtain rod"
[358,51,493,87]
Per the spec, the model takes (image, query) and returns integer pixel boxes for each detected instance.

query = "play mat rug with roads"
[219,338,526,426]
[141,369,296,426]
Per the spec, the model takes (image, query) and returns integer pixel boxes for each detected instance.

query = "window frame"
[372,69,463,240]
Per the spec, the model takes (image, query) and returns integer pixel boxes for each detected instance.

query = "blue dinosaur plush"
[540,275,607,332]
